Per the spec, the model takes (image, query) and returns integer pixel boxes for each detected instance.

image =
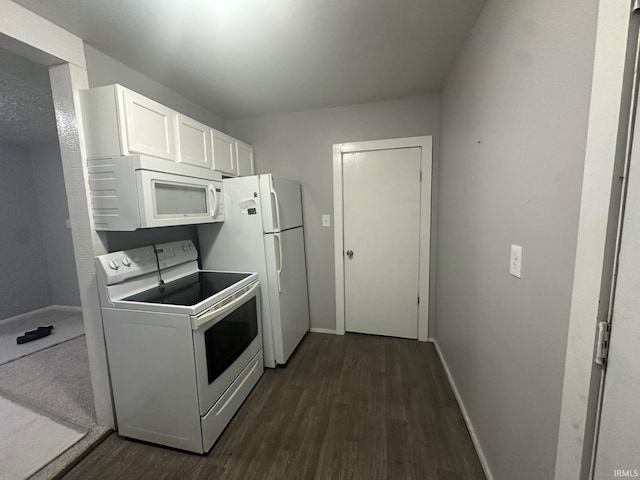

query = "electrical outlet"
[510,245,522,278]
[322,214,331,227]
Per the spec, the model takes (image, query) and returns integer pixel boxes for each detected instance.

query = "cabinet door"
[120,88,178,161]
[236,141,255,176]
[211,130,237,176]
[177,115,212,169]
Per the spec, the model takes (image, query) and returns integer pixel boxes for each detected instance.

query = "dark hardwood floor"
[63,333,485,480]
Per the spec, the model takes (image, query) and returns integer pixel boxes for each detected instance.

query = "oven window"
[154,182,208,215]
[204,296,258,384]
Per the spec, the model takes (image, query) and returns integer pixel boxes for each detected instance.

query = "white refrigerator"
[198,174,310,368]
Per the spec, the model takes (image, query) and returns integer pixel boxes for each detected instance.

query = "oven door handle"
[191,281,259,330]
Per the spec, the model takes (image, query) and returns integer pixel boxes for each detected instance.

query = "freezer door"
[259,175,303,232]
[263,227,310,364]
[198,175,277,367]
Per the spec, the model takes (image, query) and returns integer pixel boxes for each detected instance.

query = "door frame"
[333,136,432,340]
[555,3,640,478]
[0,1,113,427]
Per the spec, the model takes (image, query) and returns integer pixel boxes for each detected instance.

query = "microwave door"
[136,169,219,228]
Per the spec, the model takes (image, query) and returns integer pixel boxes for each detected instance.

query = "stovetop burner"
[123,271,251,306]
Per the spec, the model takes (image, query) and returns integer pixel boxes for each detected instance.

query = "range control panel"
[96,240,198,285]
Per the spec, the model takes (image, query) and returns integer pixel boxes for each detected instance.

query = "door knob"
[346,249,354,259]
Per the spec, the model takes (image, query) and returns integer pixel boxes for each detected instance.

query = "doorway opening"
[0,45,109,479]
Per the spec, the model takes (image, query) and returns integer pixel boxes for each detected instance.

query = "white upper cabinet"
[176,114,213,169]
[236,141,255,177]
[81,84,254,175]
[81,85,178,162]
[121,89,178,161]
[212,130,237,176]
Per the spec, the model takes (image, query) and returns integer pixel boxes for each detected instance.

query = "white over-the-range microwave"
[87,155,224,231]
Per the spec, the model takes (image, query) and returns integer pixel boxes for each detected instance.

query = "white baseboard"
[0,305,55,324]
[0,304,82,324]
[52,305,82,313]
[309,327,337,335]
[431,339,493,480]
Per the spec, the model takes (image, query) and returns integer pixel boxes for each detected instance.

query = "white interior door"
[592,104,640,478]
[343,147,421,338]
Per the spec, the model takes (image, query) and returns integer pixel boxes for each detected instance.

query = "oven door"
[192,281,262,415]
[136,169,224,228]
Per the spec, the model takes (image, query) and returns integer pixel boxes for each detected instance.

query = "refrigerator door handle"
[274,232,283,293]
[270,178,281,231]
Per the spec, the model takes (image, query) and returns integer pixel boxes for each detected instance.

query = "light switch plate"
[322,214,331,227]
[510,244,522,278]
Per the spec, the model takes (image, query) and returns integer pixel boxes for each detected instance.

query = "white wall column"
[49,63,112,427]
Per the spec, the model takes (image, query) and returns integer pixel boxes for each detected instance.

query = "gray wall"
[0,143,52,319]
[106,225,200,254]
[228,94,441,331]
[436,0,598,478]
[30,142,81,306]
[84,44,226,131]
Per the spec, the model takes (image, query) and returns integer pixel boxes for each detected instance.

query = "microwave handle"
[209,185,218,218]
[270,177,281,231]
[192,281,259,330]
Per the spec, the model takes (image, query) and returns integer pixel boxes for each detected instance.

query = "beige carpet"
[0,335,111,479]
[0,395,85,480]
[0,336,96,428]
[0,307,84,366]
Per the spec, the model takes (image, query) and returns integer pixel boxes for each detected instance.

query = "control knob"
[122,257,132,267]
[108,260,119,270]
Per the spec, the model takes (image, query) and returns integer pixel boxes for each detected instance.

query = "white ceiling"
[12,0,485,120]
[0,47,58,145]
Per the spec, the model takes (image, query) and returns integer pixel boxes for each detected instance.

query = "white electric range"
[95,240,263,453]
